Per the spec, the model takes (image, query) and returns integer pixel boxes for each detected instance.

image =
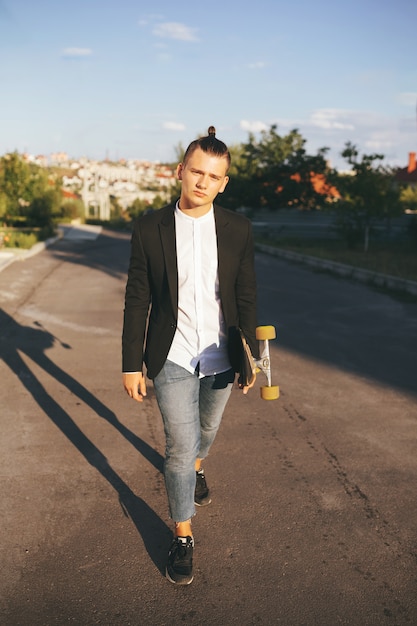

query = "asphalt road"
[0,227,416,625]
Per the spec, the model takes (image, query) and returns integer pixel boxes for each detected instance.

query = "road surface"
[0,227,416,625]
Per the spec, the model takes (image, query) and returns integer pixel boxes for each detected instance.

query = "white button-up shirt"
[166,204,231,376]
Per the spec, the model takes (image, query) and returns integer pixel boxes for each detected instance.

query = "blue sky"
[1,0,416,169]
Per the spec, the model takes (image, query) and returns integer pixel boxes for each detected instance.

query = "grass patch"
[0,227,54,249]
[256,237,417,282]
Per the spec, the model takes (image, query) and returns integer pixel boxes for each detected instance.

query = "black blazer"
[122,202,258,379]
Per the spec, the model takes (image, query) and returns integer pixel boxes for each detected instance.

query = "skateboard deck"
[239,326,279,400]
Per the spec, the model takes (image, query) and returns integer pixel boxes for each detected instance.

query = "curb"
[2,234,416,297]
[256,243,417,297]
[0,230,63,274]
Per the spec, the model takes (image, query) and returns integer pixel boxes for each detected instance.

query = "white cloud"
[163,121,186,131]
[363,122,413,154]
[240,120,268,133]
[62,47,92,57]
[152,22,199,42]
[305,109,413,168]
[311,109,355,131]
[234,108,413,169]
[397,92,417,107]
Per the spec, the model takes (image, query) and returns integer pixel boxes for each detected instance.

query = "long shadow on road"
[47,231,417,398]
[255,253,417,398]
[0,308,169,575]
[49,228,132,280]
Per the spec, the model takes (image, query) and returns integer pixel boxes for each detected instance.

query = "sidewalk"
[2,227,416,297]
[0,235,62,273]
[256,242,417,297]
[0,224,102,274]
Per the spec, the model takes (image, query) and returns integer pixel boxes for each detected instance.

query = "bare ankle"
[175,519,192,538]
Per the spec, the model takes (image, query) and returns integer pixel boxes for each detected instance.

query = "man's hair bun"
[182,124,230,171]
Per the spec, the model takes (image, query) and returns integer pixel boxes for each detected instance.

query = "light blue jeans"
[153,360,235,522]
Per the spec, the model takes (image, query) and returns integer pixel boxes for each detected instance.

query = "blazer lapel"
[159,205,178,316]
[214,205,231,294]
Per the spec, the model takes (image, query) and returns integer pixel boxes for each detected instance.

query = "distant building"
[5,150,176,220]
[395,152,417,187]
[50,152,70,166]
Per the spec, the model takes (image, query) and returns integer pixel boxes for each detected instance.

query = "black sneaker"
[194,469,212,506]
[166,536,194,585]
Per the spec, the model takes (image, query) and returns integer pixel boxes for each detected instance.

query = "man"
[122,126,258,585]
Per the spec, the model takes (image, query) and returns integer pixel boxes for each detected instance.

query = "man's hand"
[123,372,147,402]
[239,375,256,395]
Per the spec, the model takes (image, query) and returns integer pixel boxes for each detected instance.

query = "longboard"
[239,325,279,400]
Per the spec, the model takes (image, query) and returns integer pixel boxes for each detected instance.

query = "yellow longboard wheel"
[260,385,279,400]
[256,325,276,340]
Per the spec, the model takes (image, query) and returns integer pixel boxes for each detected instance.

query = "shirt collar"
[175,201,214,222]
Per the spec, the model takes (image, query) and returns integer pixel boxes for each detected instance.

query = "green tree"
[400,186,417,213]
[223,125,332,211]
[0,152,32,217]
[151,194,167,210]
[127,197,148,220]
[172,141,185,166]
[0,191,8,221]
[0,152,50,222]
[243,125,305,209]
[282,146,332,210]
[167,179,182,204]
[28,188,61,233]
[334,143,402,251]
[59,199,85,221]
[110,195,124,219]
[221,143,255,212]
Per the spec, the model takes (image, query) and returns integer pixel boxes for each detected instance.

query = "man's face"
[177,147,229,213]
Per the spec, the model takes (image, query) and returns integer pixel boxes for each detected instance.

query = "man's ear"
[219,175,229,193]
[176,163,183,180]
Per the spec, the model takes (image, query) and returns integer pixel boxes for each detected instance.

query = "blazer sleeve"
[122,221,151,372]
[235,219,259,360]
[216,206,259,367]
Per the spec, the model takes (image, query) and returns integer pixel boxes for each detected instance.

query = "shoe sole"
[166,567,194,585]
[194,497,212,507]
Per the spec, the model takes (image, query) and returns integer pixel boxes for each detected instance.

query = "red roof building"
[395,152,417,185]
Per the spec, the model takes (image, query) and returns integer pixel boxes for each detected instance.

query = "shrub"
[1,230,38,249]
[59,199,85,221]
